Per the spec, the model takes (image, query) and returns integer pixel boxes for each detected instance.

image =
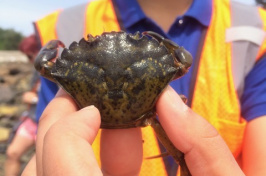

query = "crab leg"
[149,117,191,176]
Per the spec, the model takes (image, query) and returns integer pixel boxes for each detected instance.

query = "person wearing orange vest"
[25,0,266,175]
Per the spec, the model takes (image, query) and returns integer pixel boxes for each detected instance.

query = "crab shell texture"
[51,31,182,129]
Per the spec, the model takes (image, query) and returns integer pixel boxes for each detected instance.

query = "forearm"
[242,115,266,176]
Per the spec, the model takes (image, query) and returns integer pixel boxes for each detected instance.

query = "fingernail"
[80,105,95,111]
[165,86,188,112]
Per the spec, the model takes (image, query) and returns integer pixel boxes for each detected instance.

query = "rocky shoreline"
[0,50,35,175]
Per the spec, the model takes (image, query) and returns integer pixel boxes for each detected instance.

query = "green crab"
[35,31,193,176]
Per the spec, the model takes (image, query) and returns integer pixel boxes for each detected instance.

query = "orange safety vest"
[192,0,266,159]
[35,0,266,175]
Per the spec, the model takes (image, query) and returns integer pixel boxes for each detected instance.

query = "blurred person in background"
[4,34,40,176]
[24,0,266,175]
[257,0,266,8]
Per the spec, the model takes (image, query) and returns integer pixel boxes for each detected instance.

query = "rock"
[0,85,15,103]
[0,105,26,122]
[0,127,10,142]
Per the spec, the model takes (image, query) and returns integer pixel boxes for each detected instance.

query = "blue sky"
[0,0,89,36]
[0,0,257,36]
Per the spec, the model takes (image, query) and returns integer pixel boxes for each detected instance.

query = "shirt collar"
[113,0,212,28]
[113,0,146,28]
[185,0,212,27]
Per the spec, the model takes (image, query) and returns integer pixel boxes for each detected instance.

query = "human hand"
[22,87,245,176]
[22,89,142,176]
[156,86,245,176]
[22,91,38,104]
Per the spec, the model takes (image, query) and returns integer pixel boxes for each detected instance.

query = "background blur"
[0,0,89,36]
[0,1,88,175]
[0,0,262,175]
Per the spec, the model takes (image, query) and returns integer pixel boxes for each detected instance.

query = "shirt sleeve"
[241,56,266,121]
[35,76,59,122]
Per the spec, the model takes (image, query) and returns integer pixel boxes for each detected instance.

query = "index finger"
[36,88,78,176]
[40,88,78,123]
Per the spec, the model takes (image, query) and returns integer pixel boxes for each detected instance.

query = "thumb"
[156,86,244,176]
[42,105,102,176]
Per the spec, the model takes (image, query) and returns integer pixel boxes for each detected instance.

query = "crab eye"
[174,47,193,68]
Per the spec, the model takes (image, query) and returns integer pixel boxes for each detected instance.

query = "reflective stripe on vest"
[57,4,87,47]
[229,1,265,97]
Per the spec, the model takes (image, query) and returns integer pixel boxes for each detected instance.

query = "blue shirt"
[36,0,266,122]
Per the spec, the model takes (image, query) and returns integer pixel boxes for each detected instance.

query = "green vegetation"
[0,27,24,50]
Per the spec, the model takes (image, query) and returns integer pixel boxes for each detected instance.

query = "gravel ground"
[0,153,5,176]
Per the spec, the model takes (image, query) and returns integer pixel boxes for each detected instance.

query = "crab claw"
[173,46,193,70]
[142,31,193,79]
[34,40,65,82]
